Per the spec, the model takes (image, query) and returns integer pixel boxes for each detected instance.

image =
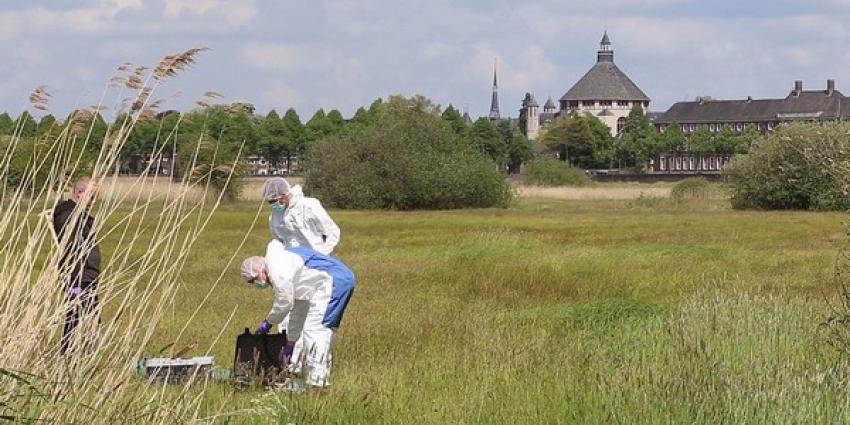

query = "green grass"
[92,197,850,423]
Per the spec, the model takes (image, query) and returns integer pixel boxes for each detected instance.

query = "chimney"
[746,96,752,103]
[793,80,803,96]
[827,79,835,95]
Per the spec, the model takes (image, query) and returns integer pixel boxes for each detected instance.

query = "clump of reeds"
[0,48,251,423]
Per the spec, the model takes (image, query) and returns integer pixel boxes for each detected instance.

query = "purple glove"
[279,342,294,367]
[69,286,83,299]
[256,320,272,335]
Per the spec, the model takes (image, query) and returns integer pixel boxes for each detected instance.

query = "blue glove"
[256,320,272,335]
[69,286,83,299]
[279,342,294,367]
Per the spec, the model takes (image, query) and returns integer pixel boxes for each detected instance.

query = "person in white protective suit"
[262,177,340,255]
[240,240,356,390]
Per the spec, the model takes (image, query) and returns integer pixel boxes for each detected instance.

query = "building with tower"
[520,32,650,140]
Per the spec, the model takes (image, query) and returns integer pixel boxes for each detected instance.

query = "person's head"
[240,256,270,288]
[262,177,292,209]
[71,176,97,206]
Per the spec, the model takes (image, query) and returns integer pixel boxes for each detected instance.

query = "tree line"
[536,106,759,170]
[0,96,534,185]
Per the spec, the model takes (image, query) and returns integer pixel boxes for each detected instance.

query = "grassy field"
[84,191,850,424]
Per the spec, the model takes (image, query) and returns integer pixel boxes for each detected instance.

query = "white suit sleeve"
[308,200,340,254]
[264,241,302,325]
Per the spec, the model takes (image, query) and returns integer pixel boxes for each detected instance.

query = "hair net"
[262,177,290,201]
[240,256,265,281]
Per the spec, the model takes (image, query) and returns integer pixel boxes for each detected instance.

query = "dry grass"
[0,49,252,424]
[100,176,303,204]
[517,184,672,200]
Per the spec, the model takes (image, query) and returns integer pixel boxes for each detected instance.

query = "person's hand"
[279,341,295,367]
[69,286,82,299]
[256,320,272,335]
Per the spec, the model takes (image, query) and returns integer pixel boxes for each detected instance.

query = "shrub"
[526,156,591,187]
[671,178,711,200]
[302,96,512,210]
[724,123,850,210]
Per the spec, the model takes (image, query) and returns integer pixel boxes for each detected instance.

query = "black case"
[233,327,288,386]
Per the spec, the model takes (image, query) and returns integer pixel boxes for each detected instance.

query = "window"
[710,157,716,170]
[681,124,687,133]
[582,100,595,107]
[709,123,716,132]
[659,156,666,171]
[690,124,696,132]
[568,101,579,108]
[683,158,689,171]
[600,100,612,106]
[617,117,627,134]
[690,157,695,169]
[767,122,774,130]
[736,123,743,132]
[617,100,629,107]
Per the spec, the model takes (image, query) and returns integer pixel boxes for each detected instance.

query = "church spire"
[489,58,500,120]
[597,31,614,63]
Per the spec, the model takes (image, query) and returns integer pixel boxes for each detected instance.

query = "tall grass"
[0,50,251,423]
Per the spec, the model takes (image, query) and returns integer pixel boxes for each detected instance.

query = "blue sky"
[2,0,850,121]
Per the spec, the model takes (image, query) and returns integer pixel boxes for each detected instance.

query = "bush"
[302,96,512,210]
[671,178,711,200]
[724,123,850,210]
[526,156,591,187]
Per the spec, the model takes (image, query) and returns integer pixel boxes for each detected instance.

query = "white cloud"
[241,43,300,71]
[461,43,559,93]
[260,81,301,108]
[163,0,257,26]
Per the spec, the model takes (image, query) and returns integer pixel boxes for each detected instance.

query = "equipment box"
[233,328,287,386]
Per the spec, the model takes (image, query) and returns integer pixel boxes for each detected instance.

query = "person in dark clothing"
[52,177,100,354]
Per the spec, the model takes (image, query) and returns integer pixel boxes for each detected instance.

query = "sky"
[2,0,850,121]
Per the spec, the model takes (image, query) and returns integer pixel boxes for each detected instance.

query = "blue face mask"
[253,280,270,289]
[270,202,285,213]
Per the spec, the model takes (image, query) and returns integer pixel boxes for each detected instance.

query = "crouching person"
[240,240,355,391]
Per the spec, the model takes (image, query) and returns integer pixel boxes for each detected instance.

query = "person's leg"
[300,283,335,388]
[60,301,80,354]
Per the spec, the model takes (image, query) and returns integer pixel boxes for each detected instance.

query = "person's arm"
[264,241,302,325]
[308,200,340,254]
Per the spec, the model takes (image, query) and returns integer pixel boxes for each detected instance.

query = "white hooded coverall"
[264,240,355,387]
[269,185,340,255]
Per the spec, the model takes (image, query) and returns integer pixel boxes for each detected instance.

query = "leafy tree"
[585,115,615,168]
[662,123,686,153]
[326,109,346,133]
[176,134,246,201]
[303,95,511,209]
[620,105,662,167]
[496,120,533,174]
[350,107,372,127]
[689,126,713,155]
[518,93,534,136]
[441,105,467,136]
[16,112,37,138]
[467,118,508,169]
[305,109,331,145]
[280,108,305,172]
[712,126,737,154]
[735,124,760,154]
[0,112,13,135]
[539,116,596,168]
[37,114,57,136]
[259,109,288,169]
[367,98,384,116]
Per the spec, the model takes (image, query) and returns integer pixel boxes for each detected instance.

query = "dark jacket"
[53,199,100,289]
